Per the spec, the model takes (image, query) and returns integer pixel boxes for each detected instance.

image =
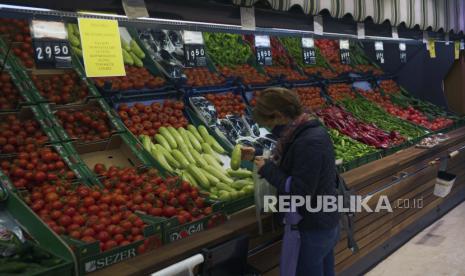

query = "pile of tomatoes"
[295,87,326,110]
[219,65,271,85]
[93,66,165,91]
[0,145,75,189]
[0,18,34,68]
[0,72,24,110]
[379,80,400,94]
[117,100,188,136]
[0,114,49,154]
[314,39,354,75]
[31,72,89,105]
[25,180,155,253]
[184,67,225,87]
[303,67,338,79]
[205,93,246,118]
[355,64,383,76]
[97,166,213,224]
[55,107,113,142]
[264,66,307,81]
[327,84,356,101]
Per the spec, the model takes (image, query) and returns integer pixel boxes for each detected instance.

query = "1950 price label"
[256,47,272,66]
[184,44,206,67]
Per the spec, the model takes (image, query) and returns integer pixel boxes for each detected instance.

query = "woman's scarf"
[272,113,313,165]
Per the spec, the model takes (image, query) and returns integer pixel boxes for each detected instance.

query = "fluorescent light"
[0,4,52,11]
[137,16,241,29]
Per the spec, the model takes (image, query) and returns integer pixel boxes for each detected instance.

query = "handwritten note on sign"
[78,18,126,77]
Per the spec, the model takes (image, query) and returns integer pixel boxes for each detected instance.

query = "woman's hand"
[241,146,256,161]
[254,156,266,171]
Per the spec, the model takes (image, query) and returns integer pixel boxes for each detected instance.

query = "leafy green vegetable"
[203,32,253,67]
[279,37,328,68]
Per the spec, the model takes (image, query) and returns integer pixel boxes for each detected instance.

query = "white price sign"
[302,37,314,48]
[182,31,204,44]
[255,35,270,47]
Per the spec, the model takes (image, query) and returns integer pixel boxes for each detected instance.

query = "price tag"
[357,23,365,39]
[31,20,72,69]
[454,41,460,60]
[445,34,450,45]
[302,37,316,65]
[392,26,399,39]
[339,39,350,64]
[182,31,206,67]
[375,41,384,64]
[399,43,407,63]
[428,39,436,58]
[460,39,465,50]
[255,35,272,65]
[122,0,149,19]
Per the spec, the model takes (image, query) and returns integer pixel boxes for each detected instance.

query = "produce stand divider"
[2,175,76,275]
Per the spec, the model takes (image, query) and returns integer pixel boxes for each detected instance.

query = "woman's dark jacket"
[258,119,340,230]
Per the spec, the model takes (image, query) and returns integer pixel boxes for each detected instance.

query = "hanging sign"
[454,41,460,60]
[240,7,255,30]
[375,41,384,64]
[445,34,450,46]
[339,39,350,64]
[78,18,126,77]
[399,43,407,63]
[182,31,206,67]
[31,20,72,69]
[428,39,436,58]
[122,0,149,19]
[357,23,365,39]
[460,40,465,50]
[301,37,316,65]
[255,35,272,66]
[391,26,399,39]
[313,15,323,35]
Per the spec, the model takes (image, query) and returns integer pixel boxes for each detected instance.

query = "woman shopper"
[243,87,340,276]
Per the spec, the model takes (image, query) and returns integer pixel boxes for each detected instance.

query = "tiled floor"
[366,201,465,276]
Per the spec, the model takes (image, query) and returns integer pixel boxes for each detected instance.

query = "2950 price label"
[302,48,316,65]
[33,40,72,69]
[184,44,206,67]
[256,47,272,66]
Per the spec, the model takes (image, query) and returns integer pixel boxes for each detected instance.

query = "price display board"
[302,37,316,65]
[31,20,72,69]
[255,35,272,66]
[399,43,407,63]
[339,39,350,64]
[182,31,206,67]
[375,41,384,64]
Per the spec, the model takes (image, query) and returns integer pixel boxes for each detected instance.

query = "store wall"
[363,41,456,110]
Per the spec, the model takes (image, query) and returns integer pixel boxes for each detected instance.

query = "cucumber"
[210,187,219,195]
[68,34,81,47]
[180,170,198,188]
[172,150,190,168]
[72,24,80,35]
[206,135,225,154]
[190,148,209,168]
[168,126,185,147]
[179,144,195,164]
[204,165,233,184]
[130,52,144,67]
[122,49,134,65]
[178,127,194,149]
[159,127,177,149]
[187,125,204,142]
[186,130,202,151]
[187,164,210,189]
[198,125,211,142]
[154,134,171,150]
[140,135,151,152]
[230,144,241,170]
[227,168,252,178]
[66,24,75,36]
[201,143,222,162]
[217,182,235,192]
[241,185,254,194]
[72,46,82,57]
[218,190,231,201]
[200,168,220,186]
[202,154,223,171]
[121,37,131,51]
[153,144,181,169]
[231,179,253,190]
[152,149,173,172]
[130,39,146,59]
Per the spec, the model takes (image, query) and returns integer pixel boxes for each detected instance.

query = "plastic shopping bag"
[253,163,276,235]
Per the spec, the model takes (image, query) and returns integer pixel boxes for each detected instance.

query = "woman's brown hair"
[252,87,303,125]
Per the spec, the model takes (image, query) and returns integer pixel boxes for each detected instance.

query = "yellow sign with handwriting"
[78,18,125,77]
[455,41,460,60]
[427,39,436,58]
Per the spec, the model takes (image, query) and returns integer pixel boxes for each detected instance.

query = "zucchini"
[172,150,190,168]
[159,127,177,149]
[227,168,252,178]
[187,164,210,189]
[187,125,204,142]
[178,127,194,149]
[152,149,173,172]
[204,165,233,184]
[186,130,202,151]
[201,143,222,162]
[179,144,195,164]
[153,144,181,169]
[190,148,209,168]
[230,144,241,170]
[168,126,185,147]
